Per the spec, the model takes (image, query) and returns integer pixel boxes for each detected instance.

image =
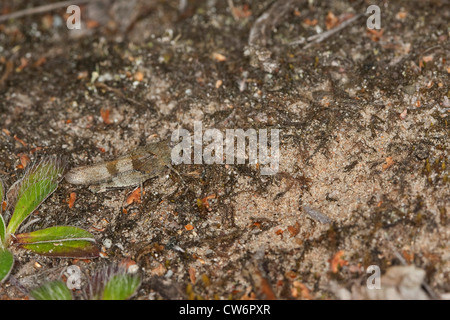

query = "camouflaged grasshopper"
[65,140,172,193]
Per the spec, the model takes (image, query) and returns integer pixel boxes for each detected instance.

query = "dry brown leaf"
[325,11,340,30]
[402,250,414,263]
[189,267,196,284]
[329,250,348,273]
[68,192,76,208]
[366,28,384,42]
[16,57,28,72]
[396,11,407,20]
[292,281,313,299]
[232,5,252,19]
[86,20,100,29]
[17,153,30,169]
[256,271,276,300]
[127,188,142,205]
[13,135,27,146]
[134,71,144,82]
[151,263,166,276]
[199,194,216,210]
[382,156,395,170]
[212,52,227,62]
[77,71,89,80]
[287,222,300,237]
[422,55,433,63]
[303,18,318,26]
[119,258,137,271]
[2,128,11,136]
[33,56,46,67]
[100,108,111,124]
[30,147,43,154]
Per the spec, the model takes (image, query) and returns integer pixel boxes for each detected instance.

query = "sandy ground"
[0,0,448,299]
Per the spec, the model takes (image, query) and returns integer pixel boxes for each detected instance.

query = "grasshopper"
[65,140,172,193]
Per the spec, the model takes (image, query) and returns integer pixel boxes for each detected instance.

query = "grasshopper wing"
[131,140,172,176]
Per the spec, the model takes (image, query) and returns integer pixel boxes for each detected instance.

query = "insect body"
[65,140,172,192]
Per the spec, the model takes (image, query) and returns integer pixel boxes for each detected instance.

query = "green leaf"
[0,214,6,247]
[19,240,99,258]
[83,265,141,300]
[29,280,73,300]
[16,226,99,258]
[16,226,95,243]
[102,274,141,300]
[0,248,14,283]
[6,157,65,235]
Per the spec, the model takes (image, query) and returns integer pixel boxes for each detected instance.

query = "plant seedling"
[29,264,141,300]
[0,156,99,283]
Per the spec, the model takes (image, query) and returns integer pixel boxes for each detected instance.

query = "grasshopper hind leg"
[88,171,153,193]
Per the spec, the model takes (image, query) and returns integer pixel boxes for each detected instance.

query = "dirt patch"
[0,0,448,299]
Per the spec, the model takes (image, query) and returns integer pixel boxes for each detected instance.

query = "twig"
[18,217,41,234]
[178,0,188,14]
[94,82,146,108]
[227,0,238,21]
[303,205,332,224]
[291,13,366,48]
[0,0,105,23]
[248,0,298,47]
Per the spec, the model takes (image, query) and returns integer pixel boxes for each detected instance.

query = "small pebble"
[164,270,173,278]
[128,264,139,274]
[103,238,112,249]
